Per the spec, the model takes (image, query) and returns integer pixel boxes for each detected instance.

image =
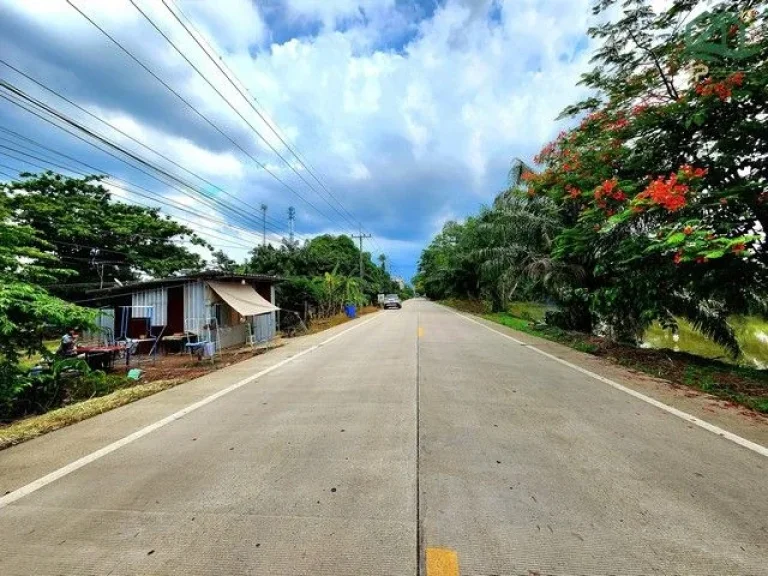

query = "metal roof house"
[87,272,281,350]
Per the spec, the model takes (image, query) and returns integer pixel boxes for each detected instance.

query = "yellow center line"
[417,326,424,338]
[426,547,459,576]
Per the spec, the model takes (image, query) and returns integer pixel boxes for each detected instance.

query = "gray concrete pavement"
[418,302,767,575]
[0,300,766,575]
[0,309,417,576]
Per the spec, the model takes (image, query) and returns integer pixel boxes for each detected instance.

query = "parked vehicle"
[383,294,402,309]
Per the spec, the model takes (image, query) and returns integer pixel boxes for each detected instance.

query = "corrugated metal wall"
[252,312,276,343]
[131,287,167,325]
[183,281,209,331]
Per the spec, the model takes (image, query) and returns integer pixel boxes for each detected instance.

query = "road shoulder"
[453,309,768,449]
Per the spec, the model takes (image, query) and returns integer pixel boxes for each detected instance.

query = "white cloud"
[0,0,598,279]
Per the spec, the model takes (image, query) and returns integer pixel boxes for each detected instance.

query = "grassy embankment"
[442,299,768,414]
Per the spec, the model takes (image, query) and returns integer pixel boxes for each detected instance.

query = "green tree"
[248,234,400,308]
[210,249,240,273]
[0,190,95,418]
[5,172,209,293]
[526,0,767,351]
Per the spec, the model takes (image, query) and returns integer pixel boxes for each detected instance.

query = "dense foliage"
[4,172,209,293]
[246,235,405,321]
[417,0,767,357]
[1,172,213,418]
[0,190,96,419]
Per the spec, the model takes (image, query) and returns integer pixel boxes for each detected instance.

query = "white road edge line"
[450,308,768,458]
[0,313,383,509]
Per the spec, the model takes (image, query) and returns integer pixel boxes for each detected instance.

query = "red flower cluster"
[565,185,581,199]
[637,174,689,212]
[732,243,746,254]
[607,117,629,131]
[631,104,649,116]
[679,165,707,179]
[521,171,535,182]
[594,178,627,209]
[695,72,745,101]
[580,111,606,129]
[534,141,557,164]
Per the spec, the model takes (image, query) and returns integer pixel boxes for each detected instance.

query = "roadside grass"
[443,300,768,414]
[0,379,183,450]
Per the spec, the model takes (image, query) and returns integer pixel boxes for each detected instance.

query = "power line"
[0,130,280,243]
[163,0,386,258]
[0,58,303,238]
[66,0,342,230]
[0,147,274,250]
[158,0,362,232]
[0,128,294,246]
[0,169,242,253]
[0,84,298,240]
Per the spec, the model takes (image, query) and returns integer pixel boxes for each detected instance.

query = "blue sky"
[0,0,596,282]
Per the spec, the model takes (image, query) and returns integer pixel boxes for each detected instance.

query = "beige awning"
[207,281,279,316]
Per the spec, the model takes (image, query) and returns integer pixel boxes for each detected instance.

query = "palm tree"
[474,158,580,309]
[378,253,386,272]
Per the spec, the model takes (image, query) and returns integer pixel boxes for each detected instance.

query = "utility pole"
[288,206,295,244]
[260,203,268,246]
[351,227,372,279]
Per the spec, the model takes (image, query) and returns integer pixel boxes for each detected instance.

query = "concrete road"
[1,300,766,575]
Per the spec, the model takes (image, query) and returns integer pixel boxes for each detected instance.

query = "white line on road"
[451,309,768,458]
[0,314,383,509]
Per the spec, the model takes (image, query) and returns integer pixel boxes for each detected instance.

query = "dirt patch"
[111,340,285,384]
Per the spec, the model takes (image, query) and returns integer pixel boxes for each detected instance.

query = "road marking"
[0,314,382,510]
[418,326,424,338]
[451,309,768,458]
[426,547,459,576]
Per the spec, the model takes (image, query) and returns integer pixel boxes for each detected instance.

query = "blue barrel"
[345,304,357,318]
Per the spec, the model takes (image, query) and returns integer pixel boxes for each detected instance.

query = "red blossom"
[729,72,745,86]
[673,251,683,265]
[695,256,708,264]
[683,226,693,235]
[631,104,649,116]
[607,117,629,131]
[637,174,689,212]
[565,185,581,199]
[732,243,746,254]
[694,73,745,101]
[679,165,707,179]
